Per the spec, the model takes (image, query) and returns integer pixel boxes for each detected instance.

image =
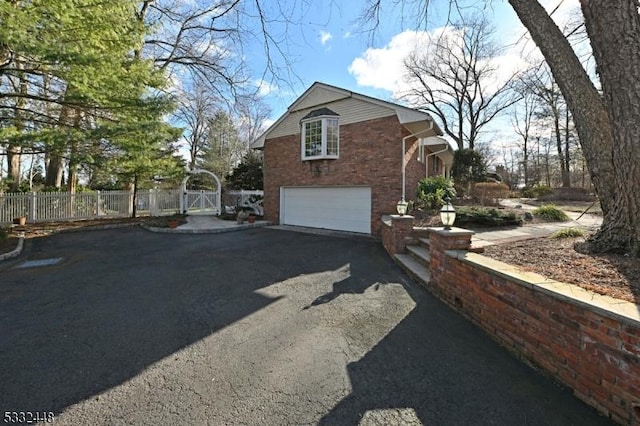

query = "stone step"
[407,244,430,264]
[394,253,430,287]
[418,237,431,248]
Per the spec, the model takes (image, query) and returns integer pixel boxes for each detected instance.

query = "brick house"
[251,82,454,236]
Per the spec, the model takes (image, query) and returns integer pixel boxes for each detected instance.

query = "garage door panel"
[281,187,371,234]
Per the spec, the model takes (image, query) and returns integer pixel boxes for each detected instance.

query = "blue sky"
[249,0,580,127]
[251,1,521,118]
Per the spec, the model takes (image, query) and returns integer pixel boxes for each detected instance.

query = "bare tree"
[136,0,302,105]
[511,77,539,187]
[524,65,572,188]
[234,95,271,149]
[402,14,519,150]
[364,0,640,255]
[174,84,219,170]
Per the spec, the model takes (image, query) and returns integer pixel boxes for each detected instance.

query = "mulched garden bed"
[482,234,640,304]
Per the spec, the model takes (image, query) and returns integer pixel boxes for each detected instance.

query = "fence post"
[128,189,134,216]
[95,191,101,217]
[30,192,37,221]
[149,189,155,216]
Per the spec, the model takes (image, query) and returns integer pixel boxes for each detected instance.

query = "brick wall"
[381,215,415,254]
[263,115,423,236]
[427,229,640,425]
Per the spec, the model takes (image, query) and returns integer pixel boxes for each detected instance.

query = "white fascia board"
[420,136,457,151]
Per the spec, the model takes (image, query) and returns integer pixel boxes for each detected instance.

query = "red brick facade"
[263,115,428,236]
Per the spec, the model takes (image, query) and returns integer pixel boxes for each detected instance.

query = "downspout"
[401,121,435,202]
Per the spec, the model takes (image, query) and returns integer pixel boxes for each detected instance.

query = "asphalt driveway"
[0,227,611,425]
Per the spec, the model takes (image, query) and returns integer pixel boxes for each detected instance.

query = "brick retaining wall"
[427,229,640,425]
[382,219,640,424]
[381,215,415,254]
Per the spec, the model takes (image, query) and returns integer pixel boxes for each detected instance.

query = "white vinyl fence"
[0,189,181,224]
[0,189,264,224]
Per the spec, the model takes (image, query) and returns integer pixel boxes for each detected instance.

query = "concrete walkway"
[170,209,602,246]
[471,201,602,248]
[143,215,271,234]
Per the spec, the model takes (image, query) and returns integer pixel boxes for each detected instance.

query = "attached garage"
[280,186,372,234]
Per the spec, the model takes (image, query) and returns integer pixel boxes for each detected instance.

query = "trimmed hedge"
[455,206,523,227]
[471,182,510,206]
[521,184,553,199]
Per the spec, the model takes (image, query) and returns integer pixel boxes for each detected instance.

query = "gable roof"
[251,82,444,149]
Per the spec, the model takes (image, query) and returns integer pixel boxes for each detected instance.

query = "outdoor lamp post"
[440,197,456,229]
[396,199,408,216]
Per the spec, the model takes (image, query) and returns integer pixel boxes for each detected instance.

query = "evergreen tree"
[0,0,181,192]
[197,111,244,184]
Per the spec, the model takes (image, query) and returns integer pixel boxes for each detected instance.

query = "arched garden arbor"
[180,169,221,215]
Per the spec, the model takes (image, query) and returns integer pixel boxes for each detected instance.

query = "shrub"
[551,228,585,238]
[539,187,596,202]
[416,176,456,210]
[532,204,570,222]
[471,182,510,206]
[521,184,553,199]
[454,206,523,227]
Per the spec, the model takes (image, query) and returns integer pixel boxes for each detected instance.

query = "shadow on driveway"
[0,227,353,416]
[0,227,612,424]
[318,289,612,424]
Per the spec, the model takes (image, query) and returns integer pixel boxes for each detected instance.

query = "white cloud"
[254,79,277,97]
[348,30,429,95]
[261,118,276,130]
[320,31,333,46]
[349,28,528,104]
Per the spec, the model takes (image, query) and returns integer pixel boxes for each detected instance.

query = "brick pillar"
[381,215,414,255]
[428,227,474,285]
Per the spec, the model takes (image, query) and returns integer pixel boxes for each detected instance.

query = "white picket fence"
[0,189,181,224]
[0,189,264,224]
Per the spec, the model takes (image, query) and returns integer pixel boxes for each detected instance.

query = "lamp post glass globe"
[440,198,456,229]
[396,199,408,216]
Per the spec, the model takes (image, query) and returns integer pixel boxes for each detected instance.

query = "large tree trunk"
[45,153,64,188]
[579,0,640,254]
[508,0,637,254]
[46,96,71,189]
[7,145,21,191]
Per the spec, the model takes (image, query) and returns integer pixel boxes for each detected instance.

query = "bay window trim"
[301,115,340,161]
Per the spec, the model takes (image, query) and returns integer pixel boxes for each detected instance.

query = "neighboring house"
[251,82,454,236]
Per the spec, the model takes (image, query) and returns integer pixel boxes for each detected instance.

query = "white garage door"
[281,187,372,234]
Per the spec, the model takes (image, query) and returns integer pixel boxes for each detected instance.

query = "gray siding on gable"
[292,86,349,110]
[267,97,396,139]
